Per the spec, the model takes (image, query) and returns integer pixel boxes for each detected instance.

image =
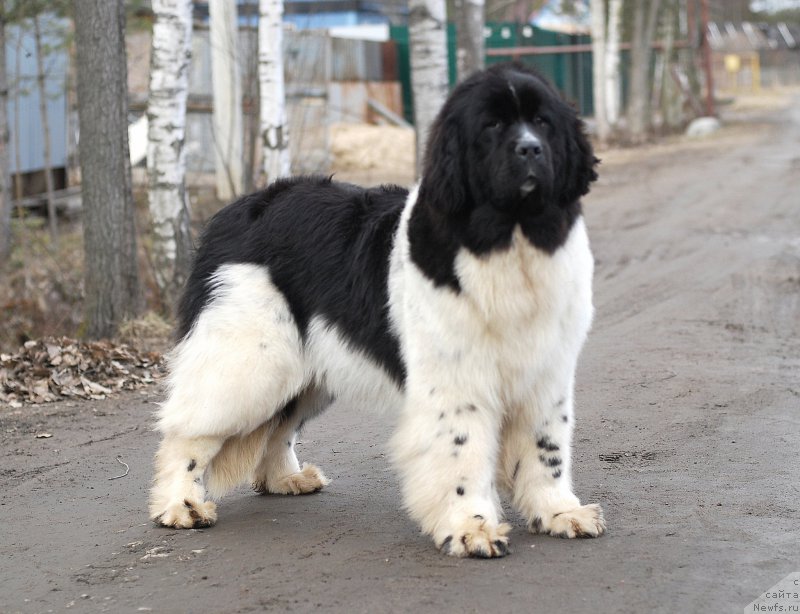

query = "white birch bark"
[604,0,623,127]
[147,0,194,302]
[455,0,485,81]
[258,0,290,183]
[589,0,610,144]
[409,0,449,176]
[210,0,244,199]
[0,8,11,260]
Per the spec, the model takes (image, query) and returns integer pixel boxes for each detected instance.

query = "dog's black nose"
[515,136,543,160]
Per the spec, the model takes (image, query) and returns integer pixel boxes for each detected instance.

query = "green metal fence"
[390,22,595,124]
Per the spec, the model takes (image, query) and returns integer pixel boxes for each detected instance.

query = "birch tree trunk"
[210,0,243,199]
[629,0,663,143]
[409,0,449,175]
[604,0,623,127]
[455,0,485,82]
[0,6,11,260]
[147,0,194,305]
[73,0,141,338]
[33,14,58,244]
[258,0,290,183]
[13,33,23,205]
[589,0,610,144]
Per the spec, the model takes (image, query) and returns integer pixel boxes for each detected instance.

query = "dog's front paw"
[436,517,511,559]
[253,463,329,495]
[533,503,605,538]
[152,499,217,529]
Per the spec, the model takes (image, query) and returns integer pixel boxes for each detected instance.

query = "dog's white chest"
[394,219,594,408]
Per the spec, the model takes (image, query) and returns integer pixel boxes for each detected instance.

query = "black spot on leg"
[552,469,562,479]
[562,415,568,423]
[439,412,445,420]
[536,436,560,452]
[187,459,196,472]
[539,454,562,467]
[512,460,521,481]
[456,486,465,496]
[556,397,566,408]
[465,403,477,412]
[454,434,467,445]
[531,516,543,533]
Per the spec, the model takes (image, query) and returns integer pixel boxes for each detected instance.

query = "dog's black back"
[179,176,408,384]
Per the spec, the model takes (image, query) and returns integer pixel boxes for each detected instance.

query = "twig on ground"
[108,456,130,480]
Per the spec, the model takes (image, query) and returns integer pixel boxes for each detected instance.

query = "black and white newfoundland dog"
[150,63,604,558]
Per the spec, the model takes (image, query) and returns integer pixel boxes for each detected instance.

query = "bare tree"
[147,0,194,305]
[210,0,243,199]
[589,0,609,143]
[32,13,58,243]
[628,0,663,143]
[409,0,449,175]
[73,0,141,338]
[0,3,11,260]
[455,0,485,81]
[259,0,290,183]
[590,0,623,144]
[604,0,622,127]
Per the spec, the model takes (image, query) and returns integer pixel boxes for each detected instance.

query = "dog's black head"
[414,63,598,262]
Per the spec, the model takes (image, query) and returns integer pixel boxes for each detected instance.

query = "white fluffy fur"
[150,188,604,553]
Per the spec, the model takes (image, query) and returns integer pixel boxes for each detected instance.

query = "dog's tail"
[205,424,270,498]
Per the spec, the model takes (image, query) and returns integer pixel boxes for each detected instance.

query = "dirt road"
[2,98,799,614]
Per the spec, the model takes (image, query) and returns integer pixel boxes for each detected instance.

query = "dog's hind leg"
[252,386,332,496]
[150,435,226,528]
[150,263,308,528]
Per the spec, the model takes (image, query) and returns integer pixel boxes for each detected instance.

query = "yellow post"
[724,54,741,91]
[751,53,761,93]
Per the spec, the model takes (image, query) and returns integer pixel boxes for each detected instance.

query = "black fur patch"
[187,459,196,472]
[536,436,560,452]
[539,454,562,467]
[457,486,465,496]
[177,177,408,386]
[454,435,467,445]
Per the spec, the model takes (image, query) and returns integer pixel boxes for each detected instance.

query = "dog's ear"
[556,114,599,207]
[418,112,467,215]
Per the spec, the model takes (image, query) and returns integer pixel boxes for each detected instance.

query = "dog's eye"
[482,121,502,132]
[533,115,547,126]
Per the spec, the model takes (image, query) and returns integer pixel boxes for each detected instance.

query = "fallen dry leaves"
[0,337,164,407]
